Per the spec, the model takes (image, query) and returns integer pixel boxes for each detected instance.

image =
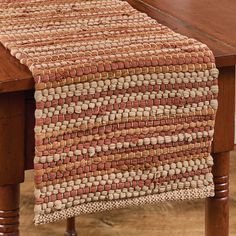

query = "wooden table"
[0,0,235,235]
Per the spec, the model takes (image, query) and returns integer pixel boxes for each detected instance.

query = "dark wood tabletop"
[128,0,236,67]
[0,0,236,94]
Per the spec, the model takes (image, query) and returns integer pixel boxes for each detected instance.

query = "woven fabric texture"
[0,0,219,225]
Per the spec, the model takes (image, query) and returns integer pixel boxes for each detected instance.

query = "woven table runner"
[0,0,219,225]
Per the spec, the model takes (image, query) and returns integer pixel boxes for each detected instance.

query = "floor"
[20,148,236,236]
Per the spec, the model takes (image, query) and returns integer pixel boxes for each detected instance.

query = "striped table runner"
[0,0,218,225]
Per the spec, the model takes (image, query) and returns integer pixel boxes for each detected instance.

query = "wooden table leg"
[0,92,26,236]
[205,152,230,236]
[0,185,20,236]
[64,218,77,236]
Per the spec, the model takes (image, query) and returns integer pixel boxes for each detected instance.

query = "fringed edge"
[34,185,214,225]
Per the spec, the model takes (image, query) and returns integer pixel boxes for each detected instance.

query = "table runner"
[0,0,219,225]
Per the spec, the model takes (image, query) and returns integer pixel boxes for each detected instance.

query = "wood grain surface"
[142,0,236,49]
[0,44,32,94]
[127,0,236,67]
[19,148,236,236]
